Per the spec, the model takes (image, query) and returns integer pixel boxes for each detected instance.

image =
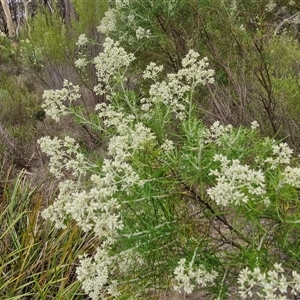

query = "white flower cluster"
[97,8,118,34]
[160,139,175,153]
[238,263,300,299]
[142,62,164,80]
[127,14,134,23]
[38,136,86,179]
[173,257,217,294]
[98,1,151,43]
[204,121,233,146]
[76,242,144,300]
[251,120,260,130]
[265,142,293,170]
[66,179,123,238]
[97,1,129,35]
[265,0,277,12]
[42,80,80,122]
[96,103,156,155]
[180,50,214,86]
[39,94,159,297]
[93,37,135,96]
[135,26,151,40]
[96,102,133,130]
[115,0,129,9]
[41,180,78,228]
[74,57,88,69]
[76,34,88,47]
[74,34,89,70]
[141,50,214,120]
[208,154,269,206]
[76,242,120,300]
[40,150,127,241]
[281,166,300,188]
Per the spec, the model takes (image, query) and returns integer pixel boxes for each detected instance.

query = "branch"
[274,12,300,35]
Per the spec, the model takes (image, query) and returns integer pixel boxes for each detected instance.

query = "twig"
[274,12,300,35]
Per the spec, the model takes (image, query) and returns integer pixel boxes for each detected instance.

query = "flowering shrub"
[39,22,300,300]
[173,250,218,294]
[207,154,269,206]
[238,263,300,299]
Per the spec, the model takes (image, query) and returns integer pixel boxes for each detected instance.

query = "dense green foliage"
[1,0,300,299]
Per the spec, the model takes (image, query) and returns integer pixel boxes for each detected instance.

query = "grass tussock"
[0,170,100,299]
